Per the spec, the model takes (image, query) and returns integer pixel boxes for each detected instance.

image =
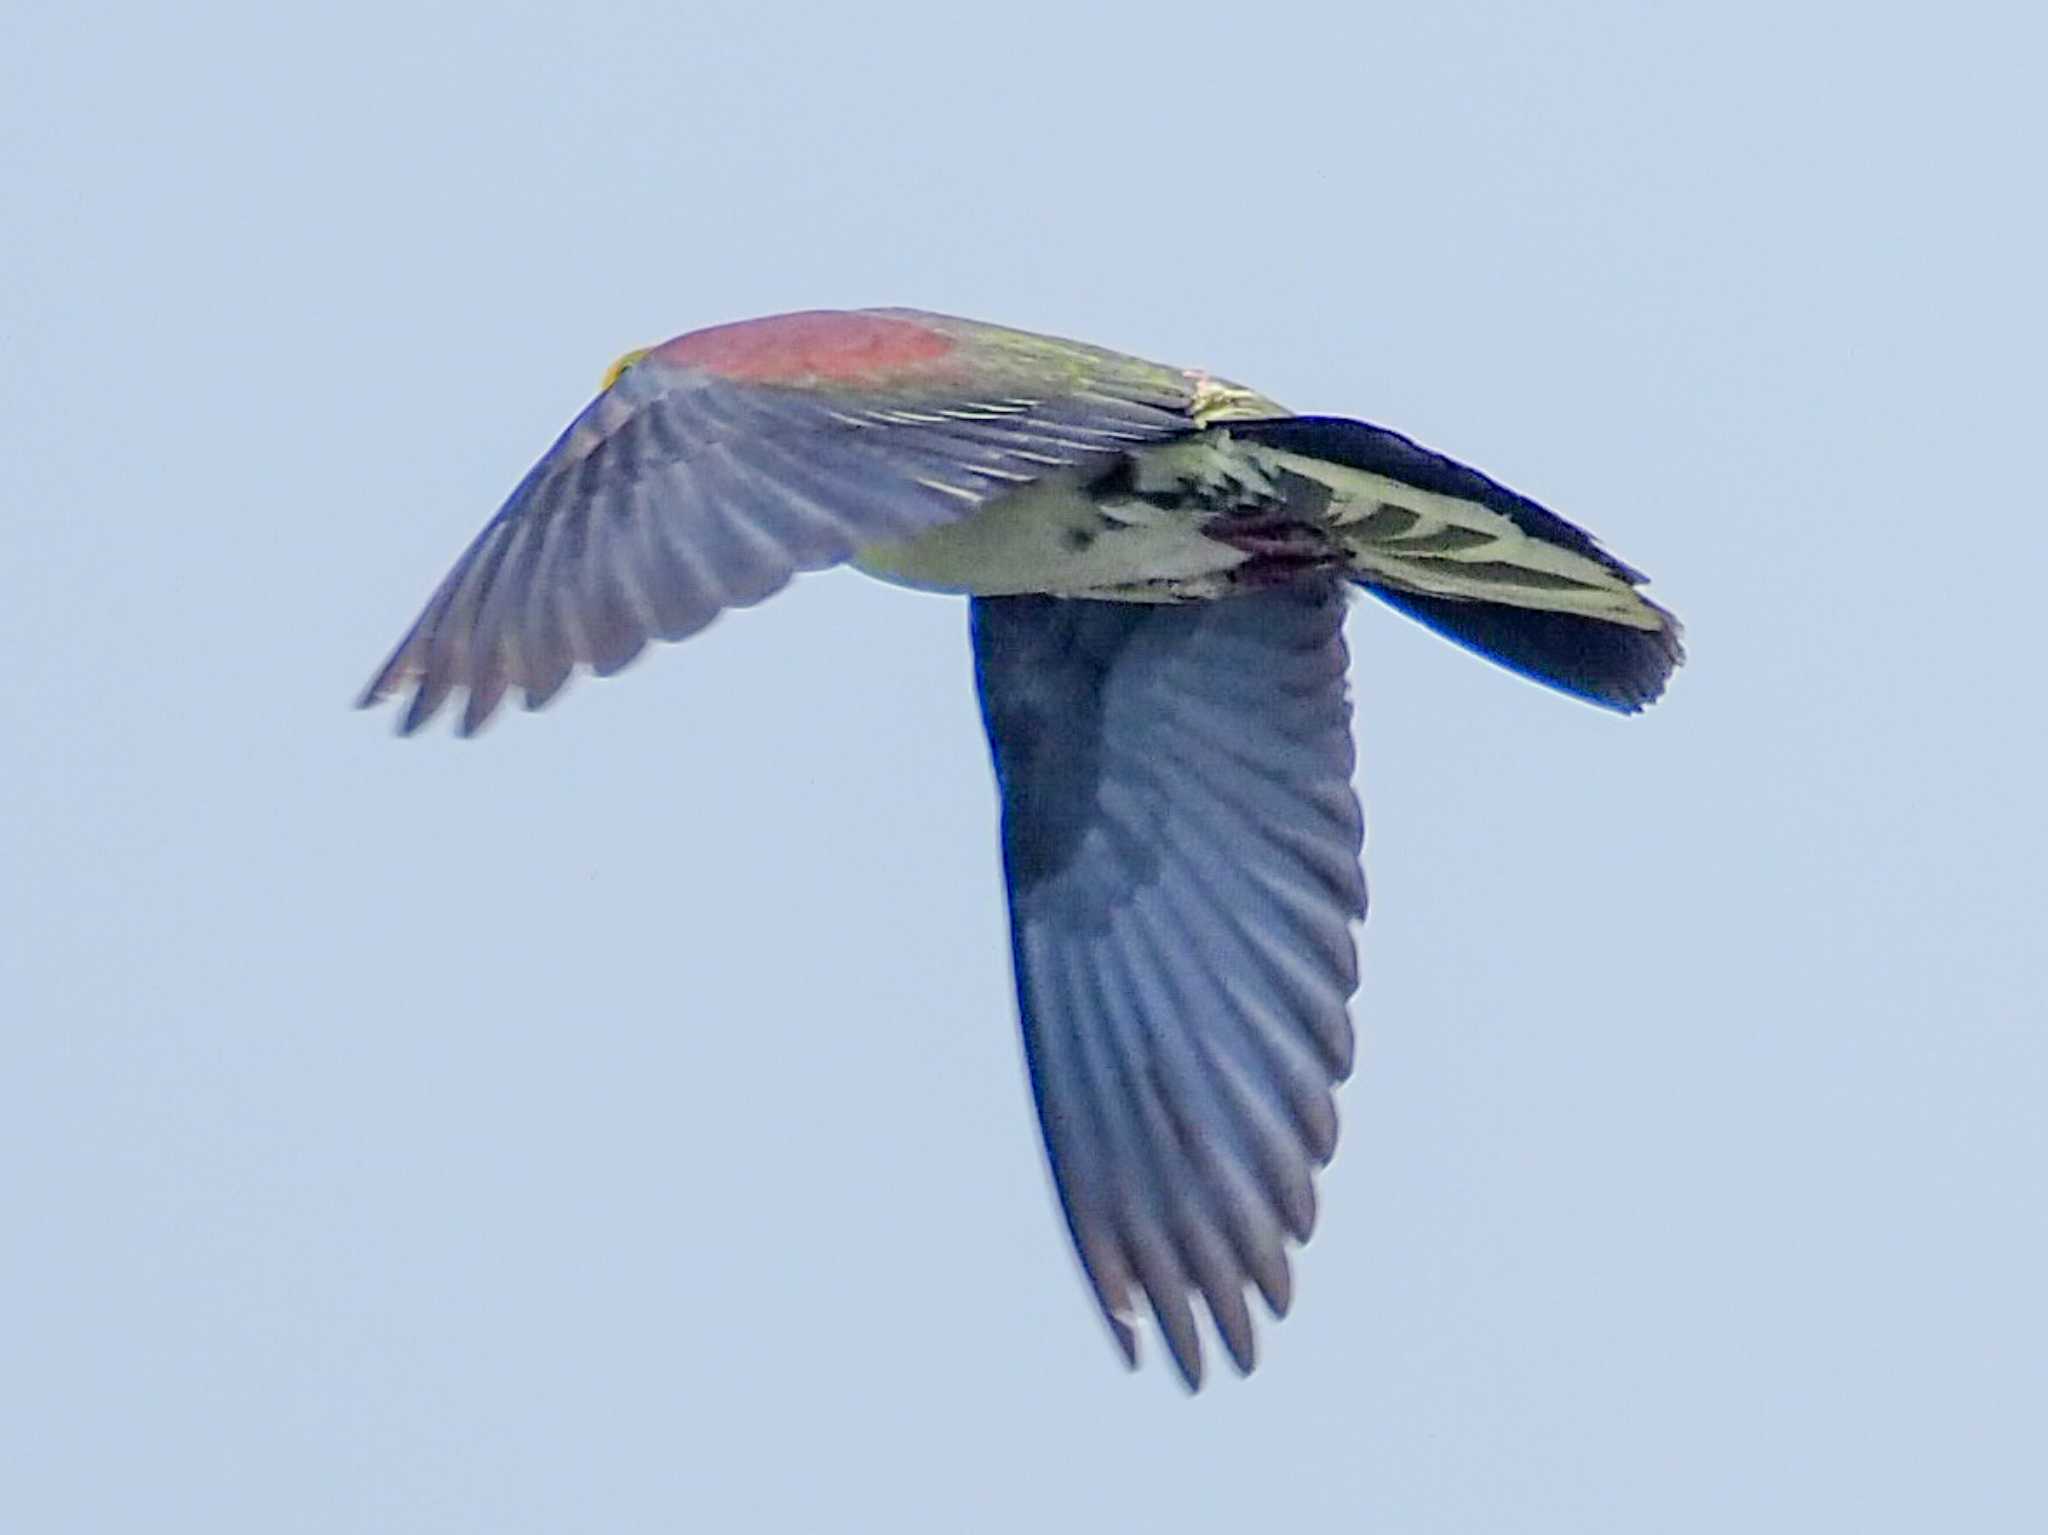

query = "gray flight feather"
[362,362,1192,734]
[972,582,1366,1388]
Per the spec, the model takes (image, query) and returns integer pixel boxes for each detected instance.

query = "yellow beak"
[600,345,652,390]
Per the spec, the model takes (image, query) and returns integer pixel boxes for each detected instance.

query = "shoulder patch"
[647,310,955,384]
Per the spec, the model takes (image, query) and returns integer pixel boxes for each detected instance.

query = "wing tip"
[355,641,411,711]
[356,662,516,739]
[1108,1311,1139,1370]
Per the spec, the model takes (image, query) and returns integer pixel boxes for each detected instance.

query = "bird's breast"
[852,434,1325,601]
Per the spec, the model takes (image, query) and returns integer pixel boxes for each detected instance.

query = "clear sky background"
[5,2,2043,1529]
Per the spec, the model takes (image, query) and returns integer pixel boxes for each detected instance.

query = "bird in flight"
[361,308,1683,1389]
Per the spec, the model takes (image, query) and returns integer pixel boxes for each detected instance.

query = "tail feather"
[1366,586,1682,712]
[1229,415,1684,711]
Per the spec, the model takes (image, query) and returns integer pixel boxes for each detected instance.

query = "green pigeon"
[361,308,1683,1388]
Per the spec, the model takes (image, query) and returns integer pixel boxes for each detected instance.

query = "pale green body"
[857,427,1666,631]
[846,313,1664,628]
[852,440,1259,601]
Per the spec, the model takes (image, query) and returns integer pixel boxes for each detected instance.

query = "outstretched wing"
[972,583,1365,1388]
[360,311,1196,734]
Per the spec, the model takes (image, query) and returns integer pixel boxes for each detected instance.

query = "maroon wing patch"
[647,310,956,385]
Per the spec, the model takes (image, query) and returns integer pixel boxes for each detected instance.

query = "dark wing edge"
[1230,415,1685,712]
[359,367,1192,736]
[973,583,1366,1388]
[1367,585,1683,711]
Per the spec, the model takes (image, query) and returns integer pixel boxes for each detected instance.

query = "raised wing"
[360,312,1196,734]
[972,582,1365,1388]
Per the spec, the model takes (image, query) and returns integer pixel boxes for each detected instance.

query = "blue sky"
[4,2,2043,1529]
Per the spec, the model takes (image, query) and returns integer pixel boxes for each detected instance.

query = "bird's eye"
[601,346,653,390]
